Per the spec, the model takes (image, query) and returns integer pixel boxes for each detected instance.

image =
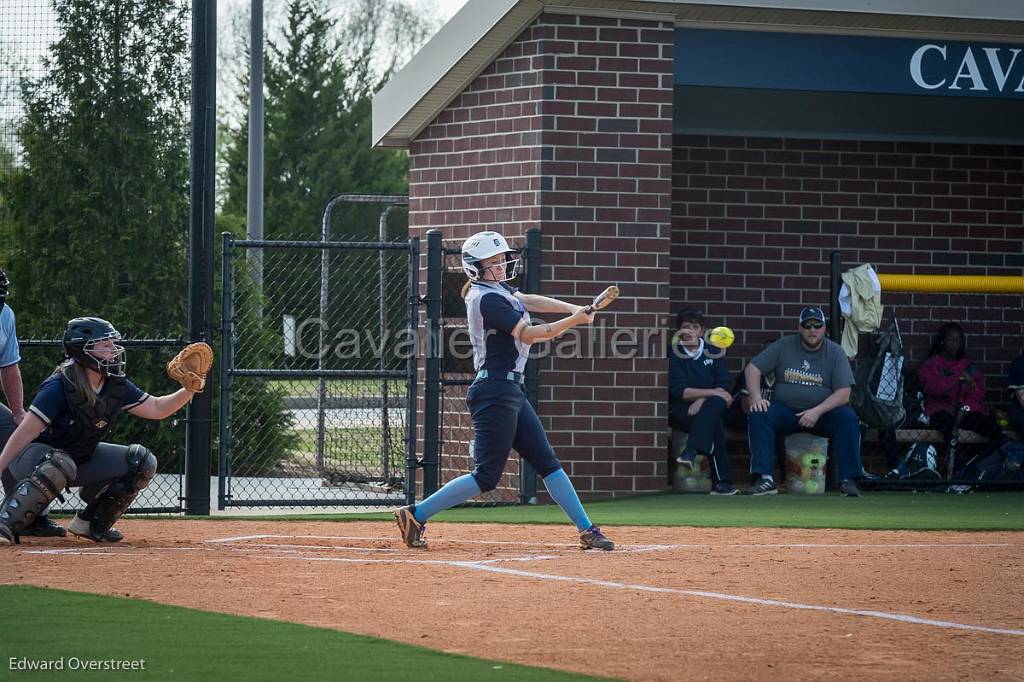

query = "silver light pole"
[247,0,264,302]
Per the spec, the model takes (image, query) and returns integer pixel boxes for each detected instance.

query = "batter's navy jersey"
[465,281,530,374]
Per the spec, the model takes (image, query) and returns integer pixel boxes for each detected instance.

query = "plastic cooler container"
[784,433,828,494]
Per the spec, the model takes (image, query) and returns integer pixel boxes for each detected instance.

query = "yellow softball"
[707,326,735,349]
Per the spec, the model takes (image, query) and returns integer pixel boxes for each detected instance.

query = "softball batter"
[395,231,614,550]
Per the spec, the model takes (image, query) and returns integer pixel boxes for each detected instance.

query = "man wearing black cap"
[743,307,864,496]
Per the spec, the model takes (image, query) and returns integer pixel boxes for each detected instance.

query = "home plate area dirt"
[5,520,1023,680]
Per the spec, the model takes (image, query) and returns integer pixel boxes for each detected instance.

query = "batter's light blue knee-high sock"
[413,474,482,523]
[542,469,592,532]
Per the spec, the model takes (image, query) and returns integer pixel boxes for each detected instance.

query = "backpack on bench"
[851,320,906,429]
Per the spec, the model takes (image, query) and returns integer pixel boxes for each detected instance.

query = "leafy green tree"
[219,0,432,372]
[4,0,190,341]
[1,0,191,460]
[0,0,293,477]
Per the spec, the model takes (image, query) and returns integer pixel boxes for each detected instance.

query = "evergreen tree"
[4,0,190,343]
[0,0,192,461]
[220,0,432,372]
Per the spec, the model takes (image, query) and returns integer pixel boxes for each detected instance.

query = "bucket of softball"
[784,433,828,494]
[670,430,712,493]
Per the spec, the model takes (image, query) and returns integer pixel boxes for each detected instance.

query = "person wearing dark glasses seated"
[743,307,865,497]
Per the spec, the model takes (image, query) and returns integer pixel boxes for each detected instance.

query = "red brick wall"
[407,16,549,500]
[408,13,674,499]
[671,136,1024,477]
[671,136,1023,378]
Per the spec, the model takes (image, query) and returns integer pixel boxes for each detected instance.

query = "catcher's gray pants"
[6,442,143,492]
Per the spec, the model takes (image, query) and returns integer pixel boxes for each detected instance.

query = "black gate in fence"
[217,199,419,509]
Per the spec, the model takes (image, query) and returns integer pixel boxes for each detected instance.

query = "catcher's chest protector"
[40,374,128,461]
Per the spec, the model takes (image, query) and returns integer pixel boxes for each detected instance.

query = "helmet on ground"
[63,317,126,377]
[461,231,519,282]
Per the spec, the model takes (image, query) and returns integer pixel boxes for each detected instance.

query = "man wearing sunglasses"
[743,307,864,496]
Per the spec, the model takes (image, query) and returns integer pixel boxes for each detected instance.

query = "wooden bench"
[668,425,1019,488]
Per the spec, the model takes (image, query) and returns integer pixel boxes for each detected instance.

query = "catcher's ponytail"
[59,361,99,407]
[461,281,471,299]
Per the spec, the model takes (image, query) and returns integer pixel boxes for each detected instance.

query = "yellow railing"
[878,274,1024,294]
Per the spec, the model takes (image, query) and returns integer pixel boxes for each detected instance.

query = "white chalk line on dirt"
[219,542,401,553]
[26,546,213,555]
[202,534,1013,551]
[710,543,1012,549]
[275,553,564,566]
[22,537,1024,636]
[203,534,608,548]
[25,535,1014,559]
[461,563,1024,637]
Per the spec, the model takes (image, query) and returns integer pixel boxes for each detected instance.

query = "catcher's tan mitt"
[167,342,213,393]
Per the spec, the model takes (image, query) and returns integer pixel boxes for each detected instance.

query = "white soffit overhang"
[372,0,1024,148]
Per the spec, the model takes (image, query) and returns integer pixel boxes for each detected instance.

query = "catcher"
[0,317,212,545]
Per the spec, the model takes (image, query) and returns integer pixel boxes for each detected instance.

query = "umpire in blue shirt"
[668,309,737,495]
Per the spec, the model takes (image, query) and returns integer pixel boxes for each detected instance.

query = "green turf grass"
[0,585,608,681]
[199,491,1024,531]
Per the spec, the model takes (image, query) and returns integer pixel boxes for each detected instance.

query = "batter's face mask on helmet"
[461,231,520,283]
[63,317,127,377]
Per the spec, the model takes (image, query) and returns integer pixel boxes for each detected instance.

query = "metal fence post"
[379,206,395,487]
[217,232,234,510]
[421,229,443,497]
[828,249,843,491]
[520,228,542,503]
[405,237,421,505]
[185,0,216,517]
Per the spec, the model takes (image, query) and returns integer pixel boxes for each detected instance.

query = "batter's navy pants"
[466,379,560,492]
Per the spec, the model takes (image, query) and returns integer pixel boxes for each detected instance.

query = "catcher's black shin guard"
[73,445,156,541]
[0,449,76,545]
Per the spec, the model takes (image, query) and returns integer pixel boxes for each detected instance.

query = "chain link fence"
[219,227,418,508]
[1,2,58,257]
[18,340,185,513]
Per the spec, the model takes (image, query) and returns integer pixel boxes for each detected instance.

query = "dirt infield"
[5,520,1023,680]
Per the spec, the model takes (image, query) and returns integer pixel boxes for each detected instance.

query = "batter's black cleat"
[68,514,124,543]
[393,505,427,548]
[19,515,67,538]
[579,525,614,550]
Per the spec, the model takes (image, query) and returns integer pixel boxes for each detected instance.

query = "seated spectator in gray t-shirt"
[744,307,864,497]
